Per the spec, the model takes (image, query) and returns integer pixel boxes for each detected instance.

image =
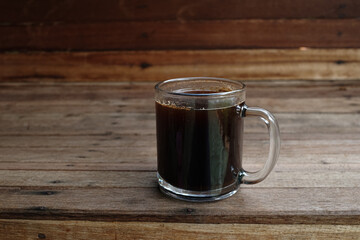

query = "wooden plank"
[1,80,359,104]
[0,187,359,224]
[0,171,157,188]
[1,220,360,240]
[0,133,359,171]
[0,112,359,135]
[0,165,359,188]
[0,162,155,172]
[0,147,358,171]
[2,49,360,69]
[1,96,359,114]
[0,138,359,164]
[0,132,359,148]
[0,80,359,113]
[0,143,359,170]
[0,134,158,148]
[1,49,360,82]
[1,20,360,50]
[0,80,359,102]
[0,219,116,240]
[1,0,360,23]
[117,222,360,240]
[0,147,157,164]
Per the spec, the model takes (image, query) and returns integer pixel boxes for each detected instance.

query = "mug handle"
[239,105,281,184]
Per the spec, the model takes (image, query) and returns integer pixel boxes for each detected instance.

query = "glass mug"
[155,77,280,202]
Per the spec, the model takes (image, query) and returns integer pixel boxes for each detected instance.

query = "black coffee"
[156,95,244,192]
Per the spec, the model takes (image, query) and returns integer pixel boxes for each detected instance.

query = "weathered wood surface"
[2,19,360,51]
[1,220,359,240]
[1,49,360,82]
[0,165,360,188]
[0,187,359,224]
[2,0,359,23]
[1,0,360,50]
[0,80,359,238]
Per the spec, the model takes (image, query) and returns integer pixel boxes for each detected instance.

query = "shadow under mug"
[155,77,280,202]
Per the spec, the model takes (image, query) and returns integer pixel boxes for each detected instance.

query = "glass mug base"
[157,173,240,202]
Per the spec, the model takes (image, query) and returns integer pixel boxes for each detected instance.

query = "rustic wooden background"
[1,1,360,239]
[1,0,360,82]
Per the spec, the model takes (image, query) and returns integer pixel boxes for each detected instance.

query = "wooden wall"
[1,0,360,82]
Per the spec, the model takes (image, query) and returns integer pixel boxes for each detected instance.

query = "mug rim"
[155,77,246,97]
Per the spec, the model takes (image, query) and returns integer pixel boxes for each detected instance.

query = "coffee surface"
[156,99,244,191]
[179,88,232,94]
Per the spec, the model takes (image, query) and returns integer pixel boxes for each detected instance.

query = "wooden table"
[0,80,359,239]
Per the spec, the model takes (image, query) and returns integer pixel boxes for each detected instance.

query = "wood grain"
[1,78,360,101]
[2,0,359,23]
[0,82,358,173]
[0,132,359,148]
[0,187,359,224]
[1,49,360,82]
[0,80,359,237]
[0,165,359,188]
[117,222,360,240]
[0,80,360,117]
[1,112,359,135]
[0,138,359,167]
[0,131,359,148]
[1,20,360,50]
[2,95,358,113]
[0,219,116,240]
[1,220,360,240]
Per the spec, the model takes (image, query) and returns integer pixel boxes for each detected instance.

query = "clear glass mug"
[155,77,280,202]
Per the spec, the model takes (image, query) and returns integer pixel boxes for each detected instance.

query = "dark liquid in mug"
[156,91,244,192]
